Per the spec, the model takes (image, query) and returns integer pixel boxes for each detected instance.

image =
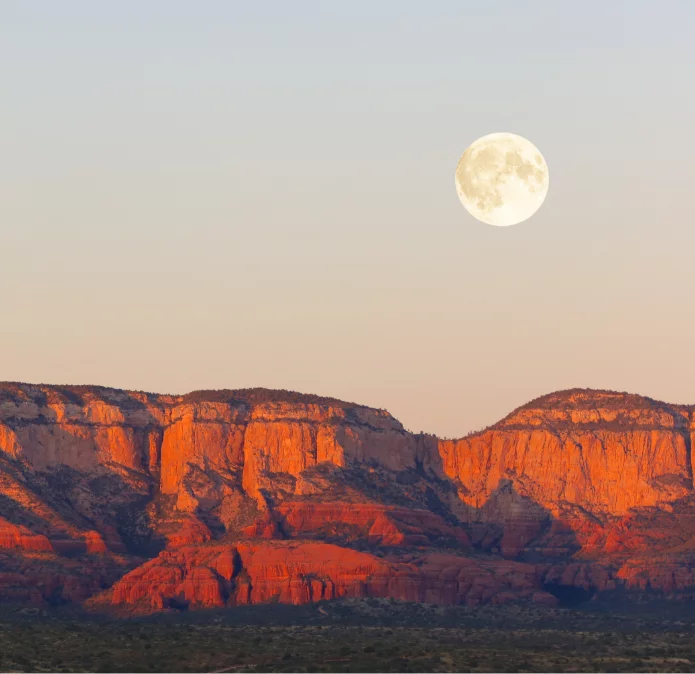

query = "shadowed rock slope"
[0,383,694,614]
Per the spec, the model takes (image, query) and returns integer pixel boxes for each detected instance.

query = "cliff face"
[88,542,550,613]
[1,383,695,613]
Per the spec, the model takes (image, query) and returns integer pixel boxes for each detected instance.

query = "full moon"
[455,132,549,226]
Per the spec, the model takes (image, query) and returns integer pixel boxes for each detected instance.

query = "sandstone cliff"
[1,383,694,613]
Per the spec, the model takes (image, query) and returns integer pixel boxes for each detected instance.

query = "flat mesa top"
[0,382,364,410]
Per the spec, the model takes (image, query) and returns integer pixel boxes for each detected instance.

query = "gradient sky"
[1,1,693,437]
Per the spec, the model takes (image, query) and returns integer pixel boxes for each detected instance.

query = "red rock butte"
[1,382,695,614]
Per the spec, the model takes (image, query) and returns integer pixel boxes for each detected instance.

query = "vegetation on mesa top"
[0,382,369,411]
[515,388,683,411]
[180,388,364,409]
[0,383,161,408]
[481,388,694,435]
[1,383,692,434]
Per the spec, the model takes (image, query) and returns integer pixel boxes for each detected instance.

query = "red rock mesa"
[0,383,694,613]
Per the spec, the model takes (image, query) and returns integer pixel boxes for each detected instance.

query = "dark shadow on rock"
[543,582,596,607]
[454,479,582,561]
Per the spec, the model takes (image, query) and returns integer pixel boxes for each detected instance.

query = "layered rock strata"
[0,383,694,612]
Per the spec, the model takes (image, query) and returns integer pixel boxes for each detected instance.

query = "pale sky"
[1,1,693,437]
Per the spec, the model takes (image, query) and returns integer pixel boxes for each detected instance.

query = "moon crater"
[455,132,549,226]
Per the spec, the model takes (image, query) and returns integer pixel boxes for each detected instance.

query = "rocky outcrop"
[438,390,694,519]
[0,518,52,553]
[273,502,471,548]
[2,383,695,612]
[87,541,555,614]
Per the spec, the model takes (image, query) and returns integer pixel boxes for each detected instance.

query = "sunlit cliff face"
[1,383,695,612]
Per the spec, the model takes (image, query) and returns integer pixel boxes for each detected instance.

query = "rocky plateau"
[1,382,695,614]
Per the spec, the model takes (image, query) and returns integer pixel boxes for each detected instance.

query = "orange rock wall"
[3,384,695,612]
[94,541,554,613]
[438,428,692,517]
[0,391,422,512]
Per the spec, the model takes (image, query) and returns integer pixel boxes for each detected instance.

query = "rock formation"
[1,382,694,613]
